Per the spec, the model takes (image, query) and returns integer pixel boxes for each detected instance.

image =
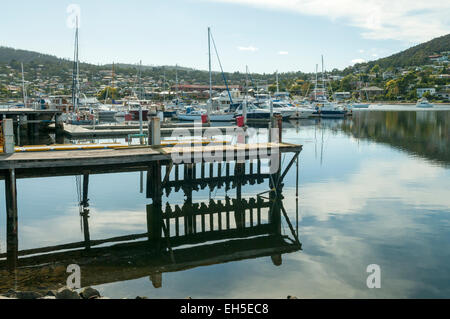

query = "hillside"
[0,46,69,64]
[361,33,450,69]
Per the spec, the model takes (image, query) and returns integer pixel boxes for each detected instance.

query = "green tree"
[385,79,400,100]
[339,75,356,92]
[370,64,381,76]
[97,87,120,101]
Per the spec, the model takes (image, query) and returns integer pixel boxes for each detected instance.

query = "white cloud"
[371,53,378,57]
[211,0,450,42]
[351,58,366,64]
[278,51,289,55]
[291,158,450,222]
[238,46,258,52]
[358,49,365,53]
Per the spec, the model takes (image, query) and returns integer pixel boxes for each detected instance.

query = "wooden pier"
[62,124,238,138]
[0,113,302,291]
[0,146,302,291]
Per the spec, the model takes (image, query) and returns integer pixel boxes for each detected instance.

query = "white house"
[416,88,436,98]
[333,92,351,100]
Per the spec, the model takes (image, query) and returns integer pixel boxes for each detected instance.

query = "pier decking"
[63,124,238,138]
[0,142,301,171]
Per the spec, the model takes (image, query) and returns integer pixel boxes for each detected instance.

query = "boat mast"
[139,60,143,138]
[208,27,212,119]
[276,71,279,94]
[321,55,325,100]
[175,64,179,103]
[163,67,166,104]
[72,17,80,113]
[21,63,27,108]
[112,62,115,89]
[314,64,318,101]
[244,65,248,125]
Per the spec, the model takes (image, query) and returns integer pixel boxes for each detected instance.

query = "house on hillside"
[333,92,351,101]
[416,88,436,98]
[361,86,384,97]
[382,71,395,80]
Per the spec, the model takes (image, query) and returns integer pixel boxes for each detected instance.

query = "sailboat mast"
[72,17,80,113]
[175,64,179,102]
[112,62,115,89]
[139,60,143,137]
[276,71,279,94]
[21,63,27,107]
[208,27,212,118]
[314,64,318,100]
[321,55,325,99]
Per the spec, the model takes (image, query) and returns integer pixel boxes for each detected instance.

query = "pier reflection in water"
[0,157,301,293]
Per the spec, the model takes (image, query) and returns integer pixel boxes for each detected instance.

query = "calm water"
[1,108,450,298]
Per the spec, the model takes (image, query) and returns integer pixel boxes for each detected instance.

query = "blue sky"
[1,0,449,73]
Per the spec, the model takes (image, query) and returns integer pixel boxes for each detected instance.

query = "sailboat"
[177,27,235,122]
[312,56,346,118]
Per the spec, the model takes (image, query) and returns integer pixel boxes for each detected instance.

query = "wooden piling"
[81,173,91,249]
[5,168,18,270]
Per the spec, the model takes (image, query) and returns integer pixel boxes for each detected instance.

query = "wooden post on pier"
[2,119,15,154]
[234,162,245,230]
[146,161,163,249]
[184,164,194,235]
[149,117,161,146]
[55,114,64,144]
[269,114,282,143]
[5,168,18,270]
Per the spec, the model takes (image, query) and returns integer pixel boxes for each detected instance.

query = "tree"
[97,87,120,101]
[370,64,381,76]
[268,84,277,93]
[385,79,400,100]
[339,75,356,92]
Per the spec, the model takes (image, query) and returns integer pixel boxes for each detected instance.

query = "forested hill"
[359,33,450,69]
[0,46,70,64]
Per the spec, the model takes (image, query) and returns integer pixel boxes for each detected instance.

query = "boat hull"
[177,113,234,122]
[314,110,346,118]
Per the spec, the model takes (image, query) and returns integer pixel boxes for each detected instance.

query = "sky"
[0,0,449,73]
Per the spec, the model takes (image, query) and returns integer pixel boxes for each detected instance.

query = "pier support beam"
[81,174,91,250]
[146,161,163,249]
[5,169,18,270]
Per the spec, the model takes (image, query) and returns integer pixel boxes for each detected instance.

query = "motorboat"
[233,102,281,120]
[416,98,434,108]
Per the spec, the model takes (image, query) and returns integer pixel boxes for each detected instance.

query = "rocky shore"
[0,287,108,300]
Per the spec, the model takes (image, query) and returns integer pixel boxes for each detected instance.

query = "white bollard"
[157,111,164,123]
[3,119,15,154]
[149,117,161,146]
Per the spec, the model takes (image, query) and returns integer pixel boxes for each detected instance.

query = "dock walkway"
[63,124,238,138]
[0,142,301,171]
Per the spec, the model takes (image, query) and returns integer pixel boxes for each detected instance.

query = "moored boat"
[416,98,434,108]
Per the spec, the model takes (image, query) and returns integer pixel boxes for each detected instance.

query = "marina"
[0,0,449,304]
[0,107,449,298]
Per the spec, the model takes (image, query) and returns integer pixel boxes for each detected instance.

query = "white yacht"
[259,101,296,119]
[177,105,235,122]
[290,106,315,119]
[416,98,434,108]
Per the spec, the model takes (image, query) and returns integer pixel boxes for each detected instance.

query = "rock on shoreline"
[0,287,102,300]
